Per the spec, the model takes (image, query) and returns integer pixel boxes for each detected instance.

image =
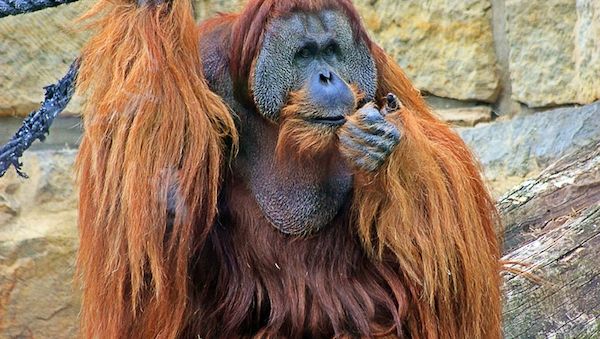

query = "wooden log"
[501,140,600,338]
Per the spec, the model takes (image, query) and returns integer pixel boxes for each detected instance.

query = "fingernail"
[382,93,401,116]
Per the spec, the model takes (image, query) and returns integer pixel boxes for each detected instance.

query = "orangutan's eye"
[297,47,312,59]
[324,44,336,56]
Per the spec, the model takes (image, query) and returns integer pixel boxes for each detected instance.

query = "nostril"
[319,71,333,84]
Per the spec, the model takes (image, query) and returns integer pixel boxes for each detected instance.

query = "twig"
[0,60,79,178]
[0,0,79,18]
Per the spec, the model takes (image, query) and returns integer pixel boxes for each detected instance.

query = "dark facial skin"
[200,10,401,235]
[252,10,377,121]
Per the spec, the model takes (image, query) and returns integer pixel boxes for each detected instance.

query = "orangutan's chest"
[193,216,404,338]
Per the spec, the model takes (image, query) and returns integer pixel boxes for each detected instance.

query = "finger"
[340,134,378,154]
[356,106,384,124]
[340,135,386,167]
[353,118,401,142]
[354,151,386,173]
[371,122,402,143]
[381,93,402,116]
[342,121,400,155]
[344,124,383,145]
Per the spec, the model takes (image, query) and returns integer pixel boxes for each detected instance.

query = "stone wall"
[0,151,79,338]
[0,0,599,118]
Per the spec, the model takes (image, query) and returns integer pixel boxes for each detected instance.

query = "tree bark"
[501,140,600,338]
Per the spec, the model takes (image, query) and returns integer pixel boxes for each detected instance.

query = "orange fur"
[275,86,363,160]
[75,1,237,337]
[350,46,502,338]
[74,0,502,337]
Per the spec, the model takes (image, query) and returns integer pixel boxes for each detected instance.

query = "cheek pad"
[252,26,297,121]
[321,10,378,103]
[343,41,378,103]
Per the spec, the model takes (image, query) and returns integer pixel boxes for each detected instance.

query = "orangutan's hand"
[339,94,402,173]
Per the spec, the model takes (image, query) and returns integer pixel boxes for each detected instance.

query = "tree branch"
[0,60,78,178]
[0,0,79,18]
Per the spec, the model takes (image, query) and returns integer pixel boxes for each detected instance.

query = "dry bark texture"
[501,140,600,338]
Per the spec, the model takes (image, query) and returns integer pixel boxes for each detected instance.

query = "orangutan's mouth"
[307,116,347,126]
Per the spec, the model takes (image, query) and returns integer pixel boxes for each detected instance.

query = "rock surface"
[459,102,600,195]
[505,0,600,107]
[201,0,503,103]
[435,106,492,127]
[192,0,244,19]
[0,0,244,118]
[2,0,598,113]
[0,151,79,338]
[0,0,91,117]
[355,0,500,102]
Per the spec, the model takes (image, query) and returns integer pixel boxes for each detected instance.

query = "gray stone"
[459,102,600,195]
[505,0,600,107]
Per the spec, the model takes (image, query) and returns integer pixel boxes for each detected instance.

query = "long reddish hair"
[75,0,502,338]
[76,1,236,337]
[360,46,503,338]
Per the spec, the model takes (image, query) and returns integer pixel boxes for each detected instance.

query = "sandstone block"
[505,0,600,107]
[0,0,91,117]
[355,0,500,102]
[0,151,79,338]
[435,106,493,126]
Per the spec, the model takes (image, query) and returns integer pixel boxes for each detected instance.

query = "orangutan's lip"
[307,116,347,126]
